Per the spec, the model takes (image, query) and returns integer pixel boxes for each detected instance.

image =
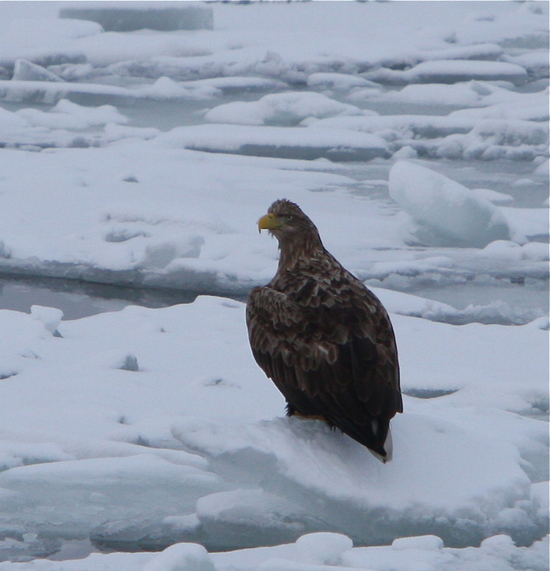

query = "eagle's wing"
[246,273,402,458]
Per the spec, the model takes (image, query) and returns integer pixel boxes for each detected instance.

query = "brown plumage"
[246,199,402,462]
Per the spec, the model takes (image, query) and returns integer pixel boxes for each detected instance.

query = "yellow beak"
[258,212,281,232]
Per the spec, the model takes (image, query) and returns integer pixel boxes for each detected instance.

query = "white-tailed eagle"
[246,199,402,462]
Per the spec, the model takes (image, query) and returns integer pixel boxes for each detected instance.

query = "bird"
[246,199,402,462]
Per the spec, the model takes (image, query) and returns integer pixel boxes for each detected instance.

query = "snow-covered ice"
[59,2,214,32]
[0,296,547,567]
[205,92,364,126]
[0,0,547,569]
[389,161,511,247]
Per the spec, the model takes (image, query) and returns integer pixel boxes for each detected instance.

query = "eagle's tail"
[368,427,393,463]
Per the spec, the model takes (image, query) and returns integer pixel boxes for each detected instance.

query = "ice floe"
[155,124,392,161]
[389,161,511,247]
[205,92,363,126]
[59,2,214,32]
[0,295,546,564]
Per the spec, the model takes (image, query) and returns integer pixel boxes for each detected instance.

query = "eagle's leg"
[286,402,326,422]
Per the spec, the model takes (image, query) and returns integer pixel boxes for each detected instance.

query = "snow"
[0,296,547,563]
[403,59,528,84]
[16,99,128,130]
[205,92,363,126]
[0,0,547,569]
[155,124,392,161]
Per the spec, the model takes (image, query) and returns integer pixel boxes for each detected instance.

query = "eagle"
[246,199,402,462]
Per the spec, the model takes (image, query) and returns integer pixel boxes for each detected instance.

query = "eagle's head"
[258,199,317,237]
[258,199,324,262]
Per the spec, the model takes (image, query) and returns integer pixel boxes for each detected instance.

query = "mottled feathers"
[246,200,402,462]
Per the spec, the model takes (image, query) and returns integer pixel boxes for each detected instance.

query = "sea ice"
[307,114,475,139]
[437,119,548,161]
[306,72,379,92]
[12,59,63,83]
[0,296,545,560]
[155,124,392,161]
[16,99,128,131]
[0,1,547,566]
[404,59,528,85]
[389,161,512,247]
[59,2,214,32]
[205,92,363,126]
[30,305,63,335]
[472,188,514,204]
[141,542,214,571]
[385,82,485,107]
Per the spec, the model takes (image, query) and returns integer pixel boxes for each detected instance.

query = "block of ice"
[12,59,64,83]
[196,489,314,549]
[142,543,214,571]
[307,114,476,140]
[30,305,63,335]
[405,59,528,85]
[205,92,363,127]
[155,124,391,162]
[306,73,379,91]
[16,99,128,130]
[389,161,511,247]
[295,532,353,565]
[59,2,213,32]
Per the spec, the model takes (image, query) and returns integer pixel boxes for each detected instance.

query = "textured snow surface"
[0,296,547,566]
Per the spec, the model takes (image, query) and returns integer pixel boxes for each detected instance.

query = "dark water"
[0,276,200,319]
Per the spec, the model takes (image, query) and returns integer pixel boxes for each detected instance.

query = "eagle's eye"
[285,215,293,222]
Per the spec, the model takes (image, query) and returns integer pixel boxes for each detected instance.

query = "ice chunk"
[16,99,128,130]
[205,92,363,127]
[391,535,444,551]
[137,236,205,269]
[464,119,547,160]
[196,489,314,549]
[142,543,214,571]
[0,79,209,108]
[59,2,213,32]
[30,305,63,335]
[372,286,547,326]
[295,532,353,565]
[306,73,379,91]
[386,82,484,107]
[432,118,548,160]
[0,105,30,131]
[155,124,391,162]
[307,114,475,140]
[502,50,550,79]
[135,77,218,101]
[172,408,545,547]
[12,59,64,83]
[472,188,514,204]
[389,161,511,247]
[478,240,550,263]
[405,59,528,84]
[0,80,134,106]
[448,89,549,122]
[0,454,224,538]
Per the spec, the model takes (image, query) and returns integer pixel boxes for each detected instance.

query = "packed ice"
[0,1,547,570]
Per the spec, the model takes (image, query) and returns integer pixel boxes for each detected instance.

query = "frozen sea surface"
[0,1,548,569]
